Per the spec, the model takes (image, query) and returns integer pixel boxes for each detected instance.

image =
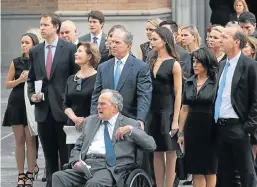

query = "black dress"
[2,57,29,126]
[63,74,96,126]
[182,75,218,174]
[149,59,180,151]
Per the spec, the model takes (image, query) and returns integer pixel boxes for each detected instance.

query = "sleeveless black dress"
[149,59,180,151]
[183,75,218,174]
[2,57,29,126]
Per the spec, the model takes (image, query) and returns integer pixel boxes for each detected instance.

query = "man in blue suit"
[90,28,152,129]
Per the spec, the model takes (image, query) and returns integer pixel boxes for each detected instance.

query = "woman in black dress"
[177,47,218,187]
[63,42,99,156]
[149,27,182,187]
[2,33,39,187]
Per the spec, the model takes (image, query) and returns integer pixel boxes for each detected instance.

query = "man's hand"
[31,93,42,103]
[72,161,81,170]
[115,125,133,140]
[137,120,144,130]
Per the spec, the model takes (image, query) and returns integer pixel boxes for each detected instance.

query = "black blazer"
[27,39,79,123]
[217,54,257,138]
[90,55,153,123]
[78,33,109,64]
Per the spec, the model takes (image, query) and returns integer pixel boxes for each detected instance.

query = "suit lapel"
[117,55,133,91]
[50,39,63,79]
[231,54,244,93]
[107,59,115,89]
[38,43,46,75]
[111,113,123,145]
[83,118,101,155]
[99,33,106,53]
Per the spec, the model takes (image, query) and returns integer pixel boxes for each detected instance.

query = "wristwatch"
[177,132,184,137]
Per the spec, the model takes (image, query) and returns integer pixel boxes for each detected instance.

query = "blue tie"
[114,60,122,90]
[103,121,116,167]
[214,61,230,122]
[93,37,98,44]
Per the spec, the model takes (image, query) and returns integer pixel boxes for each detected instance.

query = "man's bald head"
[60,20,77,43]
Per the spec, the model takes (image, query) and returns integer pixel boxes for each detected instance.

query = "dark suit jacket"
[90,55,152,123]
[27,39,79,123]
[69,113,156,182]
[229,13,239,22]
[78,33,109,64]
[217,54,257,139]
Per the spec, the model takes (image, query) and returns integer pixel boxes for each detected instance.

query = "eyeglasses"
[74,75,82,91]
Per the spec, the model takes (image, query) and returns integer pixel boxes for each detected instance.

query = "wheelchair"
[77,162,153,187]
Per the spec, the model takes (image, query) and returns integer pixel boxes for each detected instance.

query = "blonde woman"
[242,36,257,59]
[181,25,201,54]
[208,26,227,62]
[230,0,249,22]
[138,18,162,62]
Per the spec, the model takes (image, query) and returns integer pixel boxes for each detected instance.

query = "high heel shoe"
[41,168,46,182]
[17,173,25,187]
[33,164,39,180]
[25,171,34,187]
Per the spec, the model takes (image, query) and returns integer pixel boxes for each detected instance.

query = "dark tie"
[103,121,116,167]
[93,37,98,45]
[114,60,122,90]
[214,61,230,122]
[46,45,53,79]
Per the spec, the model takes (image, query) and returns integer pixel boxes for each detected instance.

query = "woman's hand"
[18,71,28,83]
[169,121,179,137]
[72,116,85,130]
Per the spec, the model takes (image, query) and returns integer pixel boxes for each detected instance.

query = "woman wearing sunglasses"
[63,42,100,156]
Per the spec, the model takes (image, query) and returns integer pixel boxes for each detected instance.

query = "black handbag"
[175,150,188,180]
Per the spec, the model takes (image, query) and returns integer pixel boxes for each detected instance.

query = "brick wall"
[2,0,171,13]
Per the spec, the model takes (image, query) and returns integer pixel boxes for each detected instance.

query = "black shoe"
[25,171,34,187]
[183,180,193,185]
[17,173,25,187]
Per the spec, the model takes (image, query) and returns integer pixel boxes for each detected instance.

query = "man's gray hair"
[101,89,123,111]
[113,28,133,45]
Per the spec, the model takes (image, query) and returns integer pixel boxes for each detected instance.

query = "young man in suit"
[27,13,79,187]
[78,10,109,64]
[90,28,152,129]
[215,26,257,187]
[52,89,156,187]
[239,11,257,39]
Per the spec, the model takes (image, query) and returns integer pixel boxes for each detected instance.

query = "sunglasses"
[74,76,82,91]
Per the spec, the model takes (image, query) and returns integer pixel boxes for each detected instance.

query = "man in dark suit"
[78,10,109,64]
[215,26,257,187]
[27,13,79,187]
[52,89,156,187]
[239,11,257,39]
[90,28,152,129]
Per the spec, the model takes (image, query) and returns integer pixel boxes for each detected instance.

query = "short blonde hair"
[245,36,257,52]
[26,28,44,43]
[147,18,162,27]
[234,0,249,12]
[182,25,201,48]
[211,25,225,33]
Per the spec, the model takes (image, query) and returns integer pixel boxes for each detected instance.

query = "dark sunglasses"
[74,76,82,91]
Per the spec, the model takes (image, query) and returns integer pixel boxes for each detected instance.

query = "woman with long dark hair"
[149,27,182,187]
[2,33,39,187]
[178,47,218,187]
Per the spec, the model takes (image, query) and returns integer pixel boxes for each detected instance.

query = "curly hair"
[191,47,218,80]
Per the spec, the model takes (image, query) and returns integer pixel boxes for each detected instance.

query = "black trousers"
[216,121,257,187]
[38,110,68,187]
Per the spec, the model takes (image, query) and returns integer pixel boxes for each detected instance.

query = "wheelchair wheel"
[125,169,152,187]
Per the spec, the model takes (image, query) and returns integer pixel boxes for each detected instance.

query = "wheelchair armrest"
[114,163,138,174]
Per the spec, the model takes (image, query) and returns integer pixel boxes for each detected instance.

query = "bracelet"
[177,132,184,137]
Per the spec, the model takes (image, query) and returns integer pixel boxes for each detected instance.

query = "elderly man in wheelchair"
[52,89,156,187]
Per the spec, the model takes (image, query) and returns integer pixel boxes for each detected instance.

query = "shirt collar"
[115,53,129,65]
[90,31,103,41]
[102,112,119,127]
[227,51,241,66]
[45,37,59,48]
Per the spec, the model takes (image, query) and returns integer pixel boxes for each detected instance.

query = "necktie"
[93,37,98,45]
[46,45,53,79]
[114,60,122,90]
[103,121,116,167]
[214,61,230,122]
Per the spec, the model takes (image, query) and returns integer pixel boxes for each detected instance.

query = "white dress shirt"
[114,53,129,76]
[44,37,58,65]
[219,52,241,118]
[90,32,103,48]
[87,113,119,155]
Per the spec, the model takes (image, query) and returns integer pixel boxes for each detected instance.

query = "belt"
[85,154,105,159]
[217,118,241,126]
